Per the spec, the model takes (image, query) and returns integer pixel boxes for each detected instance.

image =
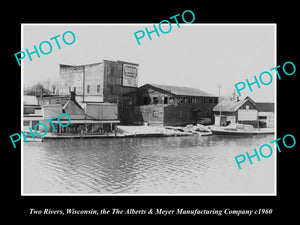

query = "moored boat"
[210,124,254,135]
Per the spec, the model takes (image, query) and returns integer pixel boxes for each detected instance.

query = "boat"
[210,124,255,135]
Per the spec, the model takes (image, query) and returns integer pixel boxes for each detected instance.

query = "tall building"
[59,59,139,103]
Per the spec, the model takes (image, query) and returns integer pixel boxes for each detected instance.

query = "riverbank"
[23,124,273,141]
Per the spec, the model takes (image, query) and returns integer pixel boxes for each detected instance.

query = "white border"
[21,23,277,196]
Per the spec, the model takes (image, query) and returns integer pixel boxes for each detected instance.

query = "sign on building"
[238,109,258,121]
[59,65,84,95]
[122,64,138,87]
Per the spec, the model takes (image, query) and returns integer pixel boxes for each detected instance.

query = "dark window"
[214,98,218,103]
[152,110,159,118]
[153,97,159,104]
[97,85,100,93]
[23,121,30,126]
[179,97,183,103]
[87,85,90,93]
[143,97,150,105]
[32,121,39,130]
[209,98,213,103]
[164,96,168,104]
[259,116,267,119]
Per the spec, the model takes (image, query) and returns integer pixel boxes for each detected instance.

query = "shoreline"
[23,124,274,142]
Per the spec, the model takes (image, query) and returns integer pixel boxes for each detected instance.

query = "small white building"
[256,102,275,128]
[23,95,44,132]
[213,96,260,128]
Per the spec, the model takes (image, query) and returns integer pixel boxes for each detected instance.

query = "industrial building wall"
[122,105,164,125]
[103,60,138,103]
[140,105,164,126]
[85,103,118,120]
[122,106,143,125]
[164,105,195,126]
[59,65,84,95]
[164,103,217,126]
[83,63,104,102]
[42,104,63,132]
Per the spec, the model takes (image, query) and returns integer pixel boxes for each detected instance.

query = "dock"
[23,125,273,141]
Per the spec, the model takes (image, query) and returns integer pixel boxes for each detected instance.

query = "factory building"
[28,59,220,128]
[59,60,138,104]
[122,83,219,126]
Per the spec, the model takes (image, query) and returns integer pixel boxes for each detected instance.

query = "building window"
[152,110,159,118]
[169,97,175,103]
[109,86,113,94]
[259,116,267,119]
[209,98,213,103]
[32,121,39,130]
[153,97,159,104]
[143,97,151,105]
[204,98,209,104]
[246,105,249,110]
[164,96,168,104]
[179,97,183,103]
[192,98,197,104]
[97,85,100,93]
[214,98,218,103]
[126,95,134,105]
[87,85,90,93]
[23,121,30,126]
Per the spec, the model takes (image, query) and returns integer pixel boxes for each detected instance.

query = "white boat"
[210,124,254,135]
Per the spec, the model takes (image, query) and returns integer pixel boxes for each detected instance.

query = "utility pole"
[218,84,221,98]
[218,84,222,126]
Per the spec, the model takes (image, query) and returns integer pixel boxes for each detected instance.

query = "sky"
[22,24,275,102]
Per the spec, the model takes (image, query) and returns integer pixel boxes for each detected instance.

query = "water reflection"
[23,134,275,194]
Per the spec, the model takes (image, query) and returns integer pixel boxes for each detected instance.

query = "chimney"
[69,86,76,101]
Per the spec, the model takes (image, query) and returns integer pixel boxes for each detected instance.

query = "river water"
[23,134,276,195]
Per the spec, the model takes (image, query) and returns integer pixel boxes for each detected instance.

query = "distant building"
[123,83,218,126]
[42,89,120,134]
[38,95,70,106]
[23,95,43,132]
[256,102,275,128]
[213,96,260,128]
[30,60,223,127]
[59,60,138,104]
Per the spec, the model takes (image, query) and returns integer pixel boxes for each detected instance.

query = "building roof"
[62,97,96,120]
[256,102,274,112]
[213,96,258,112]
[144,83,216,97]
[63,99,85,115]
[23,95,38,105]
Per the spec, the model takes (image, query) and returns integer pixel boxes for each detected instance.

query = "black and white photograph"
[21,24,276,195]
[5,5,298,220]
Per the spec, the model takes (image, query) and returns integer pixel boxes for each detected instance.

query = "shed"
[213,96,260,127]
